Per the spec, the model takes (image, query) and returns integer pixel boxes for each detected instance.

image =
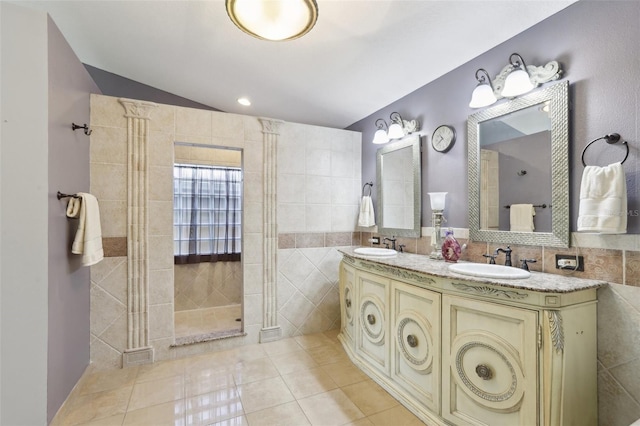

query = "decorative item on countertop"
[441,228,461,263]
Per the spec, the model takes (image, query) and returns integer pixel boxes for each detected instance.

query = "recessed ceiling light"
[237,97,251,106]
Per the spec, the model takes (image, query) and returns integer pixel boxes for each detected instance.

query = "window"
[173,164,242,264]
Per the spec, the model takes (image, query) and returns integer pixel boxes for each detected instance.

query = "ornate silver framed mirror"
[467,81,569,247]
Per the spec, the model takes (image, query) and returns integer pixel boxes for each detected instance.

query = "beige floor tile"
[245,401,311,426]
[237,376,295,414]
[269,350,319,375]
[77,414,126,426]
[77,367,138,396]
[297,389,365,425]
[281,367,338,399]
[62,386,133,426]
[128,376,185,412]
[232,357,280,385]
[366,405,425,426]
[186,387,244,425]
[261,338,303,356]
[341,380,399,416]
[320,360,369,387]
[185,367,236,398]
[345,419,375,426]
[136,358,185,383]
[210,415,248,426]
[222,344,269,365]
[305,344,350,365]
[123,400,186,426]
[294,332,335,349]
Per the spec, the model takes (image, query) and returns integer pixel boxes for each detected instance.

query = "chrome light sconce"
[372,119,390,145]
[468,69,497,108]
[501,53,535,97]
[371,112,420,144]
[428,192,447,260]
[469,53,563,108]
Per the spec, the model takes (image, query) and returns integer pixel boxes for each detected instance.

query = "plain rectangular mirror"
[376,134,422,238]
[468,81,569,247]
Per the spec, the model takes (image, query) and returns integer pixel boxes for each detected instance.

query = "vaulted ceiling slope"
[22,1,576,129]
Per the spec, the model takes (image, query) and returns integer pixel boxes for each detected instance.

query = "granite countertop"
[339,247,607,293]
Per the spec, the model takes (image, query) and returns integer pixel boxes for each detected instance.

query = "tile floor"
[52,329,425,426]
[174,305,242,338]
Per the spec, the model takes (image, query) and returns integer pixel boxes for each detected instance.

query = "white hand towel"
[66,193,104,266]
[510,204,536,232]
[358,195,376,227]
[577,162,627,233]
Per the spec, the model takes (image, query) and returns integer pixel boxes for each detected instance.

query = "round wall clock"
[432,125,456,153]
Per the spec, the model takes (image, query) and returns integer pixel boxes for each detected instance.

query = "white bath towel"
[66,193,104,266]
[358,195,376,227]
[510,204,536,232]
[577,161,627,233]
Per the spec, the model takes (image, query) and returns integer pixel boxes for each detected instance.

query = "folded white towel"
[577,162,627,233]
[66,193,104,266]
[510,204,536,232]
[358,195,376,227]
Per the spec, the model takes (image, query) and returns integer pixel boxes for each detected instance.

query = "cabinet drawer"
[442,295,538,426]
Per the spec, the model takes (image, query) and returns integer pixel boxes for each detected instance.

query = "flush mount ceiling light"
[501,53,535,97]
[237,97,251,106]
[469,53,563,109]
[226,0,319,41]
[469,68,497,108]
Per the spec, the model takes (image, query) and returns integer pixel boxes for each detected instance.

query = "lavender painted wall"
[47,16,101,423]
[85,65,220,111]
[348,1,640,234]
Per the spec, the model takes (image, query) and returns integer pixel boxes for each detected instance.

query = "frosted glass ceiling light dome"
[501,53,535,97]
[226,0,319,41]
[469,68,497,108]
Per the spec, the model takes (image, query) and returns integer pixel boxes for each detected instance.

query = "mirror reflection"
[468,81,569,247]
[173,142,243,339]
[376,134,422,238]
[479,102,552,232]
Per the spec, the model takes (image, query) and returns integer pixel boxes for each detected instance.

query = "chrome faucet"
[383,236,397,250]
[495,246,513,266]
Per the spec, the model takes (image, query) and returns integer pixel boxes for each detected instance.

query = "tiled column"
[259,118,283,342]
[119,98,157,366]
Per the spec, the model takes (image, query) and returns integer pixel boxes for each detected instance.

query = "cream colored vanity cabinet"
[355,269,391,375]
[338,252,600,426]
[339,262,356,347]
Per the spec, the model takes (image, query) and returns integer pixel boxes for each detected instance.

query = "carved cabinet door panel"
[339,263,356,347]
[390,281,441,414]
[356,270,391,375]
[442,295,538,426]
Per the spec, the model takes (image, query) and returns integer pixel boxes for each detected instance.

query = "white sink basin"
[448,263,531,279]
[354,247,398,257]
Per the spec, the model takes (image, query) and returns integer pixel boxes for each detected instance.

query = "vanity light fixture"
[501,53,535,97]
[225,0,319,41]
[469,68,497,108]
[428,192,447,260]
[387,112,406,139]
[372,119,390,144]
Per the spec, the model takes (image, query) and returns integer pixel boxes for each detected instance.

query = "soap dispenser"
[441,228,461,263]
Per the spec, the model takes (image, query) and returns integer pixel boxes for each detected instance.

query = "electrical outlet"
[369,236,380,245]
[555,254,584,271]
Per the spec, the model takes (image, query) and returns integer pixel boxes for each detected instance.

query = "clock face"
[432,125,456,153]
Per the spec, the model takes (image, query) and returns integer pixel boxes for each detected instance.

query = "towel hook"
[362,182,373,196]
[581,133,629,167]
[72,123,92,136]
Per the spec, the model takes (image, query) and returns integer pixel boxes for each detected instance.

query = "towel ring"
[362,182,373,196]
[581,133,629,167]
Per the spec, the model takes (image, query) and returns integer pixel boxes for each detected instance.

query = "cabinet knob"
[406,334,418,347]
[367,314,376,325]
[345,298,351,307]
[475,364,493,380]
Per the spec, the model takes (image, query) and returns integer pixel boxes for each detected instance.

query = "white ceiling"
[21,0,576,129]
